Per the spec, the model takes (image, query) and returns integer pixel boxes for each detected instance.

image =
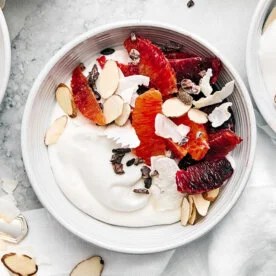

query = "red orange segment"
[132,89,166,164]
[71,64,106,126]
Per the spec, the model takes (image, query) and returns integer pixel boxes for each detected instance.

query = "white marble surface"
[0,0,271,213]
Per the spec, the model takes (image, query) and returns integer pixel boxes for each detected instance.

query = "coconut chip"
[155,114,190,143]
[208,102,232,127]
[1,178,18,194]
[193,80,235,109]
[103,121,140,148]
[199,68,213,97]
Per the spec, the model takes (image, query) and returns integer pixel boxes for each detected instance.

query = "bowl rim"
[246,0,276,133]
[21,20,256,254]
[0,9,11,104]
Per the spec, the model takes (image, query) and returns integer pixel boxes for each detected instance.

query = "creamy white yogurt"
[259,20,276,99]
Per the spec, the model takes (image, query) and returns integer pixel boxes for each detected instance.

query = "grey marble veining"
[0,0,259,210]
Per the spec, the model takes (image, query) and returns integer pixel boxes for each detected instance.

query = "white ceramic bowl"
[0,9,10,103]
[22,22,256,254]
[247,0,276,132]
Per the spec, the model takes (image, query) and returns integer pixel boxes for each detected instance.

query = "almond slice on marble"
[191,194,210,217]
[188,196,197,225]
[188,108,208,124]
[115,103,131,126]
[103,95,124,124]
[180,197,190,226]
[44,115,68,146]
[70,256,104,276]
[55,83,77,118]
[162,98,191,118]
[1,253,38,276]
[96,60,119,99]
[203,188,220,202]
[263,7,276,33]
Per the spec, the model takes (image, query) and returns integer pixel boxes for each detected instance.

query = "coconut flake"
[199,68,213,96]
[155,114,189,143]
[208,102,232,127]
[103,120,140,148]
[176,124,190,137]
[0,196,20,223]
[116,75,150,105]
[151,156,184,211]
[1,178,18,194]
[193,80,235,108]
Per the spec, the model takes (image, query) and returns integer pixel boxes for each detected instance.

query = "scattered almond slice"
[115,103,131,126]
[0,195,20,223]
[103,120,140,148]
[44,115,68,146]
[199,68,213,97]
[96,60,119,99]
[208,102,232,127]
[180,197,190,226]
[263,7,276,33]
[162,98,191,117]
[70,256,104,276]
[203,188,220,202]
[193,80,235,109]
[155,114,189,143]
[188,196,197,225]
[103,95,124,124]
[188,108,208,124]
[55,83,77,118]
[191,194,210,217]
[1,253,38,276]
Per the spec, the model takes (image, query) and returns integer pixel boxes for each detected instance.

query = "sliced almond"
[162,98,191,118]
[188,108,208,124]
[103,95,124,124]
[55,83,77,118]
[180,197,190,226]
[263,7,276,33]
[115,103,131,126]
[191,194,210,217]
[188,195,197,225]
[1,253,38,276]
[203,188,220,202]
[96,60,119,99]
[70,256,104,276]
[44,115,68,146]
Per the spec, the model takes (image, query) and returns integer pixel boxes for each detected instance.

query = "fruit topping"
[168,115,209,160]
[208,102,233,127]
[187,108,208,124]
[193,80,235,109]
[178,154,199,170]
[176,158,234,194]
[96,60,119,99]
[132,89,166,164]
[71,64,106,125]
[162,98,192,117]
[205,129,242,160]
[103,95,124,124]
[165,52,197,59]
[44,115,68,146]
[70,256,104,276]
[115,103,131,126]
[56,83,77,118]
[124,35,177,96]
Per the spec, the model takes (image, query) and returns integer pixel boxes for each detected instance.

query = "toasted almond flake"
[70,256,104,276]
[203,188,220,202]
[188,108,208,124]
[1,178,18,194]
[263,7,276,33]
[191,194,210,217]
[103,95,124,124]
[188,196,197,225]
[208,102,232,127]
[180,197,190,226]
[162,98,191,117]
[103,121,140,148]
[1,253,38,276]
[44,115,68,146]
[115,103,131,126]
[0,195,20,223]
[55,83,77,118]
[96,60,119,99]
[199,68,213,97]
[193,80,235,109]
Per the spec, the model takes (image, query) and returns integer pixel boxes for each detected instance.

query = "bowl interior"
[22,23,256,254]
